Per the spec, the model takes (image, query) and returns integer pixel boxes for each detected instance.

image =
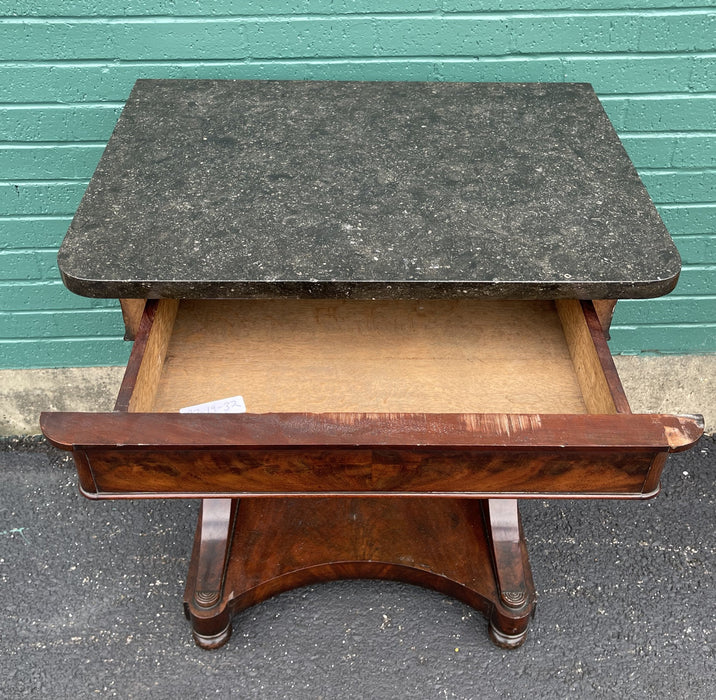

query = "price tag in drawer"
[179,396,247,413]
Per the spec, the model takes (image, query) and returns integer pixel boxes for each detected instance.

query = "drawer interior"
[118,298,629,416]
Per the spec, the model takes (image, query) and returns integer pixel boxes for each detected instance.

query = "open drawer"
[41,298,703,499]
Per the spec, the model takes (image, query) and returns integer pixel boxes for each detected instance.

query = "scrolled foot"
[501,590,528,609]
[194,590,221,608]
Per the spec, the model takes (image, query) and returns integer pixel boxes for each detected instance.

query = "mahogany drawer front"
[41,299,703,499]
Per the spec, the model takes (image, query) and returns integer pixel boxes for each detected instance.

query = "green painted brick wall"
[1,2,714,368]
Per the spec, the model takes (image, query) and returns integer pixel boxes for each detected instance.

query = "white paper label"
[179,395,247,414]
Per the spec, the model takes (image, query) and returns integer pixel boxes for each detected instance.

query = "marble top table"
[45,79,703,652]
[58,80,679,301]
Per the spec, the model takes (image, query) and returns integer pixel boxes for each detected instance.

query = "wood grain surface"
[151,299,589,415]
[40,411,704,498]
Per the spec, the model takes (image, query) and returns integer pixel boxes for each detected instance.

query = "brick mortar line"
[1,53,715,66]
[1,9,715,21]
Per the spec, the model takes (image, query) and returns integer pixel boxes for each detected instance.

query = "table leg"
[183,497,536,650]
[183,498,238,649]
[484,499,535,648]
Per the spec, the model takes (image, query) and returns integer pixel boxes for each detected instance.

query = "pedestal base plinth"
[184,497,536,649]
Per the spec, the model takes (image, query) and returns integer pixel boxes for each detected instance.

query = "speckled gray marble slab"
[59,80,680,300]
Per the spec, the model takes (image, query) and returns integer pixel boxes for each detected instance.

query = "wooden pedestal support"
[183,497,536,650]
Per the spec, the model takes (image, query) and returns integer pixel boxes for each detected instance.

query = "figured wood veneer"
[40,411,704,498]
[184,497,534,646]
[148,299,591,415]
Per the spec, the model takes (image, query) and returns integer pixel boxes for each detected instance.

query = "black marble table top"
[59,80,680,300]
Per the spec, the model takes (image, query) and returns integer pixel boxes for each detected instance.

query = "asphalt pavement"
[1,435,714,699]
